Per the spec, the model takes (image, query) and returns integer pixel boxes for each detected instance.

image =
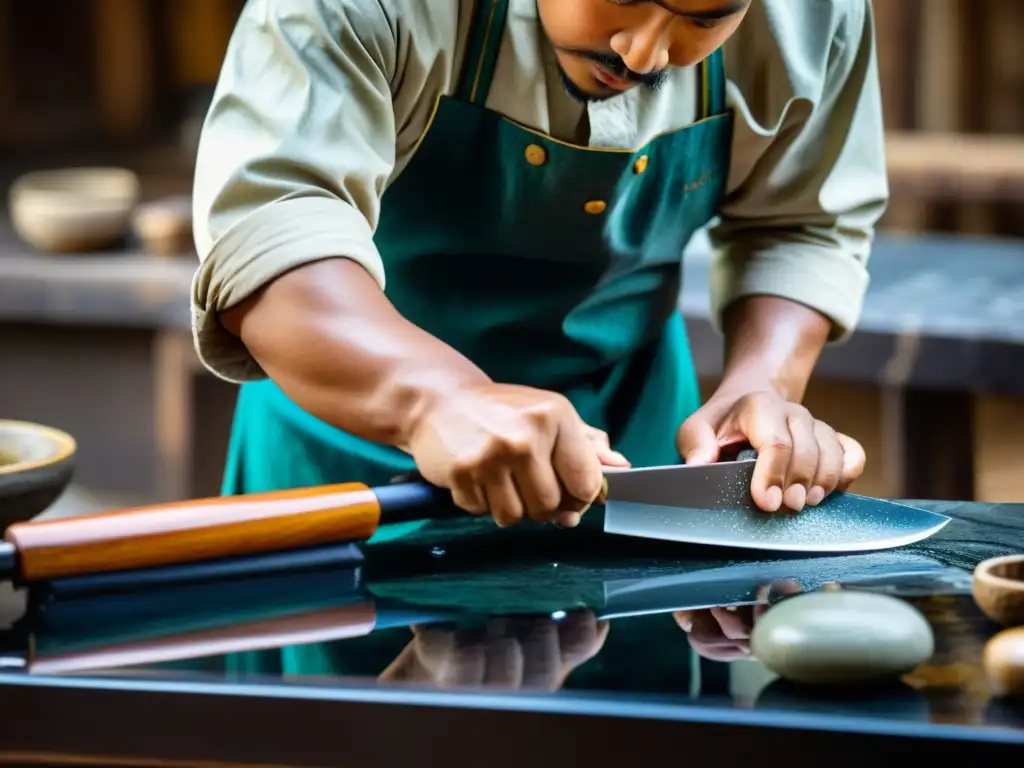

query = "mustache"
[565,48,667,88]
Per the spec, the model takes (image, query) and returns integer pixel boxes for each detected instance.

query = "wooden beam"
[886,132,1024,204]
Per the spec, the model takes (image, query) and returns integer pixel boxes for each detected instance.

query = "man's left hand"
[677,389,865,513]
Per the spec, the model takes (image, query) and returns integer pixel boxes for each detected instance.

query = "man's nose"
[610,16,673,75]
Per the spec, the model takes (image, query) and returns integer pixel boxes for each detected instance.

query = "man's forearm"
[717,296,832,403]
[220,258,490,448]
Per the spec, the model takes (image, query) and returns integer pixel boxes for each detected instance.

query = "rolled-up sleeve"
[709,0,888,340]
[191,0,397,382]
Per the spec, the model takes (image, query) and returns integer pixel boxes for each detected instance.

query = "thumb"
[836,432,866,490]
[677,416,721,466]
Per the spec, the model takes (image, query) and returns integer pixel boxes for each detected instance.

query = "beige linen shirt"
[192,0,888,383]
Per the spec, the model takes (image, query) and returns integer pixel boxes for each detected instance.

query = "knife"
[601,450,951,553]
[0,452,950,584]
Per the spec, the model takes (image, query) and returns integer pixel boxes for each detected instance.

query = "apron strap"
[455,0,510,106]
[697,48,727,119]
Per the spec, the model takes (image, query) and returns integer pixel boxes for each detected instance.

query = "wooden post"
[92,0,154,141]
[167,0,237,89]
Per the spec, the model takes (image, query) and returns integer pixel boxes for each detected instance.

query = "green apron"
[221,0,732,681]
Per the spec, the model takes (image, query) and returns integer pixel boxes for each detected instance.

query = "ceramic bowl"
[973,555,1024,627]
[0,420,76,528]
[8,167,140,252]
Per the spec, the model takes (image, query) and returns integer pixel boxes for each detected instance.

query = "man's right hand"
[407,383,628,528]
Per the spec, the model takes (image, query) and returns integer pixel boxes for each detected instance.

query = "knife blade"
[601,456,951,553]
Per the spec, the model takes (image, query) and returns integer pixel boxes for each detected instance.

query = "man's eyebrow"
[657,0,750,20]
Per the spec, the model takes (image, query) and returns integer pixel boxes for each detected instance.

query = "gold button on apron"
[524,144,548,166]
[633,155,649,174]
[584,200,607,215]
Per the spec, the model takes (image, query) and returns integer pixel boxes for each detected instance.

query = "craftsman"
[192,0,886,533]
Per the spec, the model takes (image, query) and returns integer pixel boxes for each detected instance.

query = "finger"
[808,420,844,505]
[683,611,728,645]
[683,611,751,660]
[584,426,631,468]
[519,621,562,690]
[413,626,486,687]
[555,610,607,667]
[710,606,752,641]
[836,432,866,491]
[482,471,527,528]
[438,643,486,687]
[551,419,604,523]
[673,610,696,632]
[782,408,818,512]
[598,451,630,468]
[688,636,751,661]
[448,458,489,514]
[583,425,610,450]
[512,455,563,524]
[482,622,525,688]
[736,396,792,513]
[450,482,488,516]
[754,580,805,622]
[676,414,721,466]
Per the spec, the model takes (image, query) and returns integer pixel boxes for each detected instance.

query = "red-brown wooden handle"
[4,484,382,582]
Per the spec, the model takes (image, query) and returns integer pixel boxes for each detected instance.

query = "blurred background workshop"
[0,0,1022,516]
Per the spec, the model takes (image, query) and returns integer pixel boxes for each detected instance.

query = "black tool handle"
[375,476,466,523]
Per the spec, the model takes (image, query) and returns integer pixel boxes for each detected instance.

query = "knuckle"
[814,419,838,438]
[491,432,533,458]
[524,395,568,424]
[452,490,486,515]
[742,391,774,410]
[787,403,812,420]
[818,468,841,489]
[535,485,562,512]
[764,437,793,456]
[448,458,480,482]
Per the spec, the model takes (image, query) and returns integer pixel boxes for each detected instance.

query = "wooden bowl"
[131,195,193,256]
[983,627,1024,699]
[0,420,76,528]
[8,167,140,252]
[973,555,1024,627]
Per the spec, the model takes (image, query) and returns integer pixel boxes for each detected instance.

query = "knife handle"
[5,484,386,582]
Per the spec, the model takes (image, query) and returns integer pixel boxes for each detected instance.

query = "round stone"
[750,591,935,685]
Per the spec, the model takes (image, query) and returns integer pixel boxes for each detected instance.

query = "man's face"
[536,0,750,103]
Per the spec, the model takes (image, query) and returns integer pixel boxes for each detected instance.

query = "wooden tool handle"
[4,484,382,582]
